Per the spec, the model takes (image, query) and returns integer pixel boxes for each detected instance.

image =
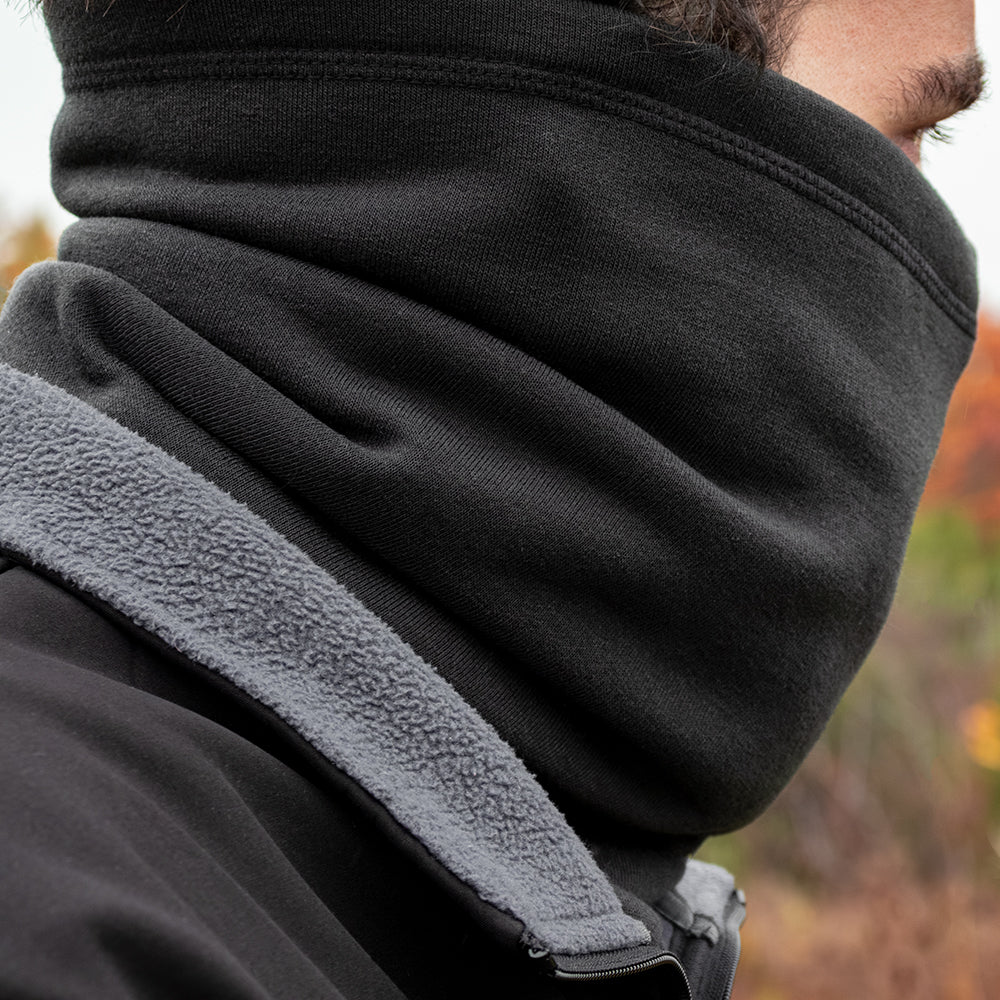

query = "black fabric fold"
[0,0,976,851]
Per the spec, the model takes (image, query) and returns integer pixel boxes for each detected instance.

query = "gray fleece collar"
[0,361,649,957]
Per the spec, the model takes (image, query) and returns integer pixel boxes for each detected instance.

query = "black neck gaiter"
[2,0,975,862]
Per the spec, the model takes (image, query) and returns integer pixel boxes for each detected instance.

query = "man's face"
[781,0,984,165]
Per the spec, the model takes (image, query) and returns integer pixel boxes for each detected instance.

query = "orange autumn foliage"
[0,215,57,307]
[921,314,1000,533]
[960,700,1000,771]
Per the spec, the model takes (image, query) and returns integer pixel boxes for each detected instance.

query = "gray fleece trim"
[0,362,649,956]
[674,861,743,943]
[656,861,745,946]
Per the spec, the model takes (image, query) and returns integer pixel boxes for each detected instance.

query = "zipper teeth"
[704,924,742,1000]
[552,954,678,982]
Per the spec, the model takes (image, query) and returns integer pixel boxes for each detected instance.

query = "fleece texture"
[658,862,741,947]
[0,360,649,957]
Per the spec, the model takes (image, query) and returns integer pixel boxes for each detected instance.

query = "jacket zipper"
[528,946,691,993]
[698,922,742,1000]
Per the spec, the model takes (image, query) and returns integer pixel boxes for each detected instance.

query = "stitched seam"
[61,50,976,337]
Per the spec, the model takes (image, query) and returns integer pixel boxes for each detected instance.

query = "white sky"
[2,2,999,310]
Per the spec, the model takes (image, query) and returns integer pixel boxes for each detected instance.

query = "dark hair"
[622,0,804,69]
[32,0,801,69]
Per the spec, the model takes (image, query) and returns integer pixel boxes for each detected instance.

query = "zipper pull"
[527,943,691,996]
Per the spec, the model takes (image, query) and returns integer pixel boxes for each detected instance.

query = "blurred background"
[2,2,999,997]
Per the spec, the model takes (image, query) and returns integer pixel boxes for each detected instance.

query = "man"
[0,1,983,997]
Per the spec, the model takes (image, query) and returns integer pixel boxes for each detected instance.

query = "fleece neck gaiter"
[1,0,976,874]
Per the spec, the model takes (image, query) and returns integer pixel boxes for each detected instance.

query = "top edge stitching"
[60,50,976,336]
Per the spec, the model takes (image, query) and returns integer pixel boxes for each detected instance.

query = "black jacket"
[0,419,731,997]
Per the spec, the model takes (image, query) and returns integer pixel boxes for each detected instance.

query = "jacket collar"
[0,359,670,963]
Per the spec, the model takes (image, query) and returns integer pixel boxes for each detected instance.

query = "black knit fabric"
[0,0,976,860]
